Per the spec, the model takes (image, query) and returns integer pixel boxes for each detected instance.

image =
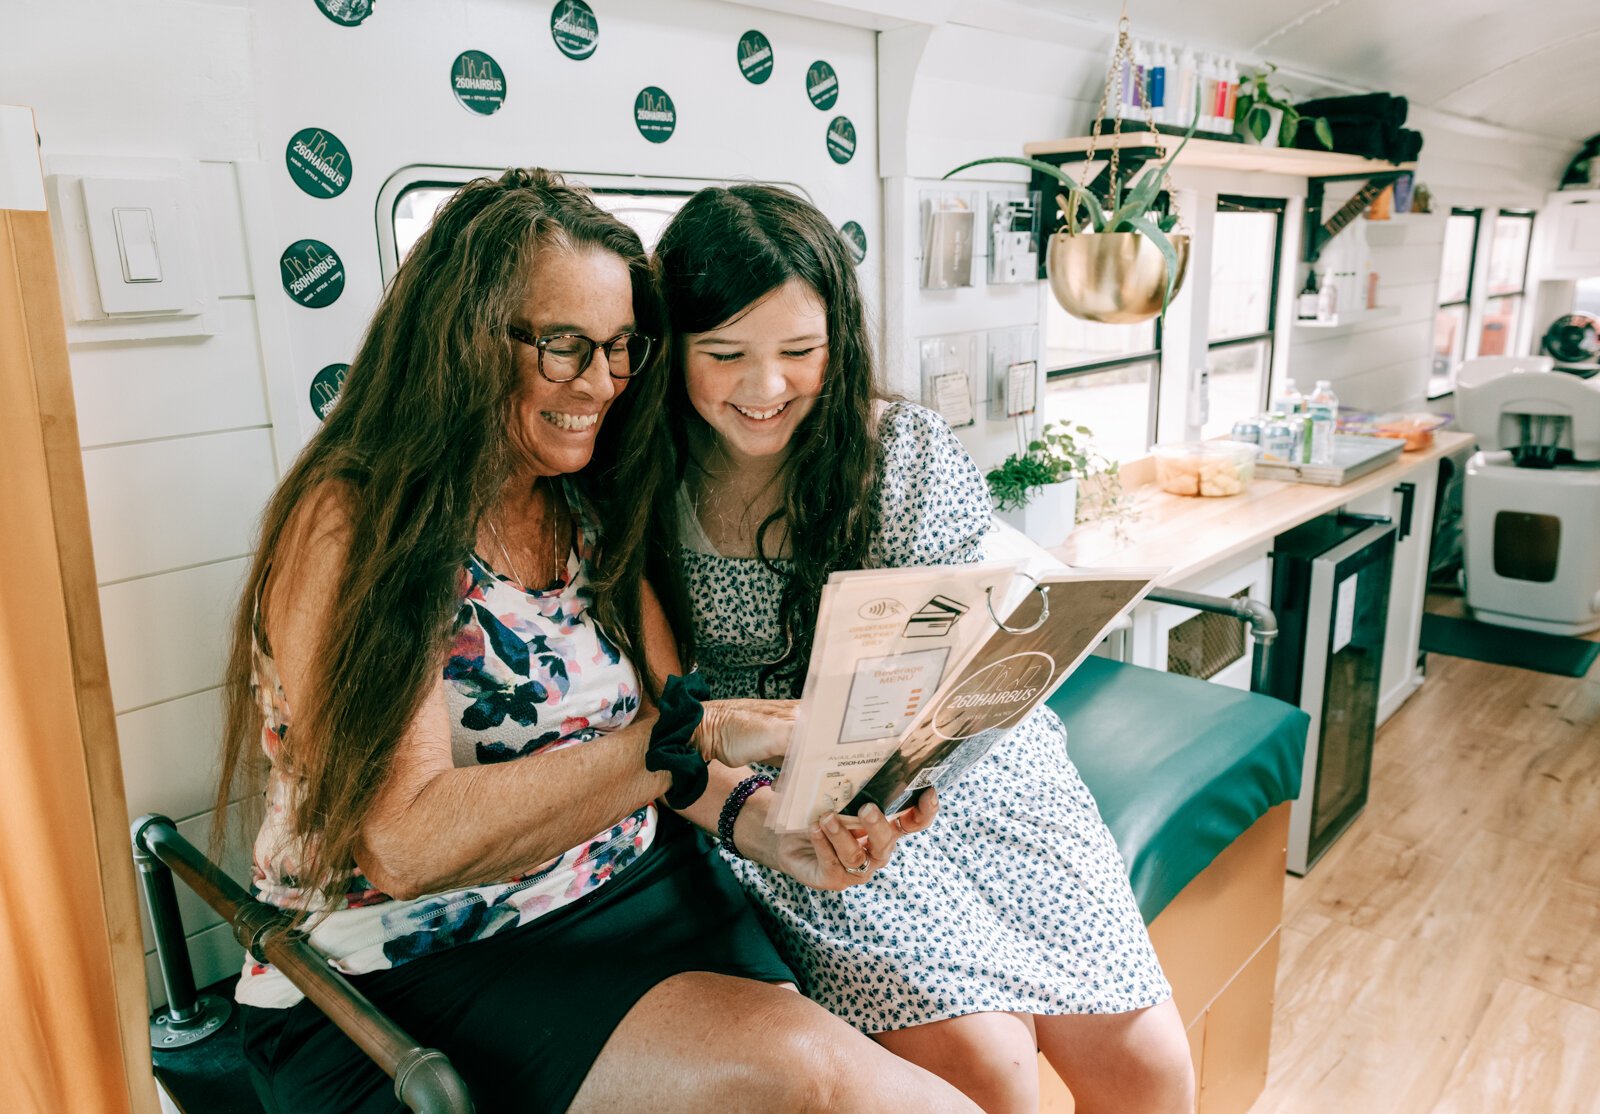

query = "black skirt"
[240,814,794,1114]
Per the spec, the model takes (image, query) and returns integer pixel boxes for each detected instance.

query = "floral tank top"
[237,504,653,1009]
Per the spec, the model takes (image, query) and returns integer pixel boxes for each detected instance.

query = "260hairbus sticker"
[280,240,346,308]
[826,116,856,165]
[314,0,375,27]
[452,51,506,115]
[840,221,867,264]
[285,128,352,199]
[737,30,773,85]
[806,60,839,110]
[634,87,676,144]
[309,363,350,420]
[551,0,598,60]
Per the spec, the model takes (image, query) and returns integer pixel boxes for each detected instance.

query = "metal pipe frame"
[130,815,475,1114]
[1144,587,1279,694]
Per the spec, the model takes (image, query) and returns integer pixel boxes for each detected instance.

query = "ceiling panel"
[996,0,1600,141]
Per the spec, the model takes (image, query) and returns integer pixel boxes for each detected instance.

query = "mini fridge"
[1269,513,1397,874]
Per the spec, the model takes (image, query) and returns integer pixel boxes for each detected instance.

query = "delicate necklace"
[485,514,526,587]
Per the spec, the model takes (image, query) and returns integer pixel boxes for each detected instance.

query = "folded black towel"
[1296,93,1408,131]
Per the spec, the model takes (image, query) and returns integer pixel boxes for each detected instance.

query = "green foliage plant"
[986,422,1126,529]
[943,102,1201,311]
[1235,63,1334,149]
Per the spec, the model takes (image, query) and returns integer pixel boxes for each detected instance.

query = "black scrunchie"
[645,672,711,809]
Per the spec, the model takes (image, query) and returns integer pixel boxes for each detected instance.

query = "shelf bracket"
[1302,170,1409,265]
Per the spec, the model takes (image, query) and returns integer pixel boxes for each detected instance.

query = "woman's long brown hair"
[649,185,881,696]
[213,168,671,905]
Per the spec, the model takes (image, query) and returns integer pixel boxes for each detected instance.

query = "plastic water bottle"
[1307,380,1339,465]
[1276,381,1305,415]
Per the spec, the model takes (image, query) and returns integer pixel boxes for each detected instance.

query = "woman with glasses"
[215,168,971,1114]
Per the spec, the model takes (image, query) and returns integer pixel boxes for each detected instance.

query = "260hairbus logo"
[840,221,867,265]
[550,0,598,60]
[285,127,351,198]
[309,363,349,420]
[314,0,375,27]
[806,60,839,110]
[826,116,856,165]
[737,29,773,85]
[279,239,346,308]
[929,652,1056,741]
[634,87,676,143]
[452,51,506,115]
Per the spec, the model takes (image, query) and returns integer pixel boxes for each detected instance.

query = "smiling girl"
[642,185,1195,1114]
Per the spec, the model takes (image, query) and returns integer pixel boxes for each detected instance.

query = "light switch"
[113,206,162,283]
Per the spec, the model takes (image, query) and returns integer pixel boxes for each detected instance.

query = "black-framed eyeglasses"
[507,325,655,383]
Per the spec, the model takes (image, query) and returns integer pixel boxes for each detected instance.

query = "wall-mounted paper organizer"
[919,332,985,428]
[919,189,977,290]
[987,190,1040,285]
[986,326,1039,421]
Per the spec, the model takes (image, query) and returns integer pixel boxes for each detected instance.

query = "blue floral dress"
[679,402,1171,1032]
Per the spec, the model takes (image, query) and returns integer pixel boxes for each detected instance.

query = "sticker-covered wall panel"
[253,0,881,454]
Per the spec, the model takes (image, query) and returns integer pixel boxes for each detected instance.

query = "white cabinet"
[1343,464,1440,726]
[1132,551,1272,690]
[1538,191,1600,279]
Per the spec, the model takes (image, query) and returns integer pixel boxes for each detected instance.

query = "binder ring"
[987,579,1051,634]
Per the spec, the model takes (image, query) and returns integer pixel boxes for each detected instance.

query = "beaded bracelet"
[717,774,774,860]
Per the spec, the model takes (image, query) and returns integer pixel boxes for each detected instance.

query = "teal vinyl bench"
[1039,654,1309,1114]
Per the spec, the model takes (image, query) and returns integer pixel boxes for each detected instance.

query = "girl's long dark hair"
[651,184,881,695]
[214,168,670,905]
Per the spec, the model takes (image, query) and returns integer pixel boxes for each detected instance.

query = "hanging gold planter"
[1047,230,1190,325]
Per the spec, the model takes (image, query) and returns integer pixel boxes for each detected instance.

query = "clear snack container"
[1153,440,1259,497]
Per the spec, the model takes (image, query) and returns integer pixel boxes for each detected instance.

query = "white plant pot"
[1241,104,1284,147]
[995,478,1078,545]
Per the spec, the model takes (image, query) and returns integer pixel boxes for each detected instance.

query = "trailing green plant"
[944,103,1200,309]
[1235,63,1333,149]
[986,422,1125,527]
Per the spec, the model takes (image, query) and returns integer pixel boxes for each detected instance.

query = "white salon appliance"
[1455,355,1600,635]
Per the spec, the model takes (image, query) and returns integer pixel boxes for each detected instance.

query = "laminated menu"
[768,549,1162,832]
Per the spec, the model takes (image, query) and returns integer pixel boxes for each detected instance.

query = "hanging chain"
[1079,8,1184,233]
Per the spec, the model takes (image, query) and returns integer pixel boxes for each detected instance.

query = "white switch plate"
[80,176,193,314]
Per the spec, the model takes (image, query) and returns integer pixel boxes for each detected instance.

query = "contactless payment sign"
[314,0,374,27]
[635,87,676,143]
[551,0,598,60]
[840,221,867,264]
[309,363,349,420]
[285,128,352,198]
[452,51,506,115]
[737,30,773,84]
[826,116,856,164]
[280,240,345,308]
[806,60,838,110]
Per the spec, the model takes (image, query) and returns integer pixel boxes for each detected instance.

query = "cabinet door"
[1543,196,1600,278]
[1134,554,1271,690]
[1344,468,1439,725]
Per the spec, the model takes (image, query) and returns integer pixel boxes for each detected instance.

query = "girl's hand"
[695,699,798,768]
[759,788,940,892]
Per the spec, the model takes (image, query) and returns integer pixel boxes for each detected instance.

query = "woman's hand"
[695,699,798,768]
[746,788,940,892]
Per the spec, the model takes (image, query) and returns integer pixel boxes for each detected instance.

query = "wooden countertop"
[1053,431,1476,585]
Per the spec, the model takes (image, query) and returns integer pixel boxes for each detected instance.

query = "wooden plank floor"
[1252,625,1600,1114]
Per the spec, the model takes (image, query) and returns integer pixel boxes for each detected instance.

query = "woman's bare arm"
[265,489,670,901]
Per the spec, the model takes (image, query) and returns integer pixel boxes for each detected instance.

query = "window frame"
[1477,207,1537,359]
[1205,195,1287,419]
[1430,207,1484,399]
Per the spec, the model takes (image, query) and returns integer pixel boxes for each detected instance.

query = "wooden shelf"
[1022,134,1415,180]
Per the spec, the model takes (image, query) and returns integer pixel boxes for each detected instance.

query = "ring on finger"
[842,861,872,876]
[893,817,906,834]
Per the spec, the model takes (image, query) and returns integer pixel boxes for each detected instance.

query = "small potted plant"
[987,422,1118,543]
[1235,63,1334,149]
